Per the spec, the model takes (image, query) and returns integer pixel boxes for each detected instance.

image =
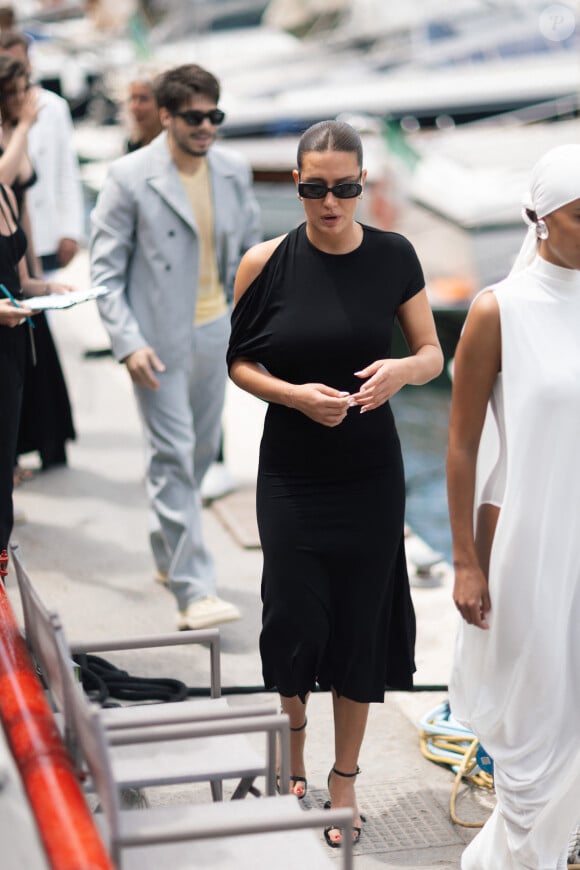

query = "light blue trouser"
[134,313,229,609]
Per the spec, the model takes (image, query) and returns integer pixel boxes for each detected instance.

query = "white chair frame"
[10,543,290,801]
[78,697,354,870]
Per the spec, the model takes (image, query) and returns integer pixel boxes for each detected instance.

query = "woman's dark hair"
[525,208,538,224]
[297,120,363,171]
[153,64,220,113]
[0,53,26,98]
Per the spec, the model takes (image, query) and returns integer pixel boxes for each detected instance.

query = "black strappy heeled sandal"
[276,717,308,799]
[323,765,366,848]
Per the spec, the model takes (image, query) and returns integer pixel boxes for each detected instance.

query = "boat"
[218,0,580,135]
[220,47,580,136]
[398,95,580,376]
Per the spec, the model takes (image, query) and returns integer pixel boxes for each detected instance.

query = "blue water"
[392,385,452,562]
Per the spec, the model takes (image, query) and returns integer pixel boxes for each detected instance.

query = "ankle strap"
[332,765,361,778]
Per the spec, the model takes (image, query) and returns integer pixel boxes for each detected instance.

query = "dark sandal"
[323,765,365,848]
[277,718,308,799]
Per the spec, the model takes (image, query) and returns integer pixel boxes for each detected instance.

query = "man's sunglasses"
[298,180,363,200]
[173,109,226,126]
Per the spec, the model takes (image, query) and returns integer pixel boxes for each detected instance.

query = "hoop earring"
[535,220,549,240]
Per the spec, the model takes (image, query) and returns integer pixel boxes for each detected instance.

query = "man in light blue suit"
[90,65,261,629]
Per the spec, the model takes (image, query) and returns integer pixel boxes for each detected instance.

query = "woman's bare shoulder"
[466,289,500,335]
[234,234,287,304]
[471,288,500,316]
[457,289,501,372]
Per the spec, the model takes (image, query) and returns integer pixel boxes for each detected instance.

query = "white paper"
[26,285,110,311]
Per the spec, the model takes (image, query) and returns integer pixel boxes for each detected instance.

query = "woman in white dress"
[447,144,580,870]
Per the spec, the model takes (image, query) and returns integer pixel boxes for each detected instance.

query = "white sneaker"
[201,462,238,504]
[177,595,241,630]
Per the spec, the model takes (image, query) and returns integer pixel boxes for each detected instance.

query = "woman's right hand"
[0,298,33,327]
[289,384,351,427]
[453,563,491,630]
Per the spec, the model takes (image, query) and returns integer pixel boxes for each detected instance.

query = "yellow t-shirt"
[178,160,227,325]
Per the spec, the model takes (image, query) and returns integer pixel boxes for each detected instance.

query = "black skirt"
[0,323,27,550]
[257,459,416,704]
[17,312,75,468]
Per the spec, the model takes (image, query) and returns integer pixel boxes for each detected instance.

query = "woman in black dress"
[228,120,443,847]
[0,181,72,563]
[0,53,76,476]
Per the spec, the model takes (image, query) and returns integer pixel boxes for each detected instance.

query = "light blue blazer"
[90,132,262,369]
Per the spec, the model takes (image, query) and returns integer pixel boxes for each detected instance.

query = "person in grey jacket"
[90,64,261,630]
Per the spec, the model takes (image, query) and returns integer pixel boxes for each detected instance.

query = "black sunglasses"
[298,180,363,200]
[173,108,225,126]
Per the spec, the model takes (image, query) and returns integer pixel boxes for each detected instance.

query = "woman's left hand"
[350,359,406,412]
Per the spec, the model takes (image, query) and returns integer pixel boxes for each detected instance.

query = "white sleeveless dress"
[449,256,580,870]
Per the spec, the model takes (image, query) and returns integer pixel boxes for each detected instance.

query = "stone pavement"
[3,251,492,868]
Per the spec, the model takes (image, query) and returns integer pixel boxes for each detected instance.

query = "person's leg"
[325,691,369,846]
[200,427,238,502]
[279,694,309,798]
[134,368,216,610]
[160,313,239,627]
[189,314,229,489]
[1,338,25,553]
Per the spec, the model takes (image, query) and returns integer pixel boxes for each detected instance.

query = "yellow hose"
[420,729,492,828]
[449,737,486,828]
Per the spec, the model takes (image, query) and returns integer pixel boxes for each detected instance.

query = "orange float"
[0,574,113,870]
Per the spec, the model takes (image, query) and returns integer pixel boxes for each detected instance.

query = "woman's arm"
[351,289,444,411]
[447,291,501,629]
[230,357,351,428]
[397,289,444,383]
[229,238,351,428]
[18,248,72,297]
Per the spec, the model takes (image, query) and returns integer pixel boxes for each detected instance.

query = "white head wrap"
[511,143,580,274]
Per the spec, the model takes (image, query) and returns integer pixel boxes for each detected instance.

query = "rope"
[73,654,189,706]
[419,702,580,864]
[419,701,494,829]
[449,738,489,828]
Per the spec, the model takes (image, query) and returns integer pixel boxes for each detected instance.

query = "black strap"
[0,182,19,224]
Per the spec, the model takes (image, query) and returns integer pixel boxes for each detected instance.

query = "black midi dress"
[227,223,424,703]
[0,153,77,470]
[0,184,28,551]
